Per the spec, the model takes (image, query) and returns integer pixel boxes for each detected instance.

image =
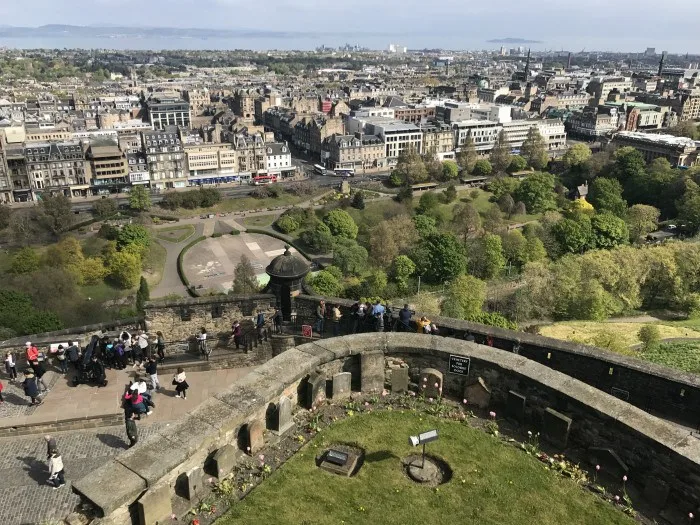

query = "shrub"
[230,229,241,235]
[98,223,119,240]
[473,159,493,176]
[211,232,223,238]
[638,325,661,351]
[10,247,40,275]
[117,224,151,251]
[276,214,301,234]
[323,209,358,239]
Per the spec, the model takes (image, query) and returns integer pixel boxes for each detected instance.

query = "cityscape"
[0,2,700,525]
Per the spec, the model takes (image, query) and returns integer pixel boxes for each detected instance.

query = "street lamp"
[408,429,439,469]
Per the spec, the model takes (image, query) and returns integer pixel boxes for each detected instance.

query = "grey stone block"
[643,477,670,510]
[542,407,572,448]
[212,444,238,478]
[391,368,409,393]
[249,419,265,454]
[274,395,294,435]
[137,484,172,525]
[72,460,147,517]
[303,373,325,409]
[178,466,203,501]
[464,377,491,409]
[419,368,443,399]
[506,390,526,422]
[361,350,384,393]
[332,372,352,399]
[587,447,629,478]
[116,436,189,486]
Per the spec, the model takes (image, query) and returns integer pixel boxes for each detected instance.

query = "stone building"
[146,97,191,131]
[142,127,187,189]
[183,89,211,115]
[86,139,129,194]
[232,89,257,122]
[232,132,267,175]
[25,139,90,197]
[293,115,344,158]
[394,104,436,124]
[322,133,387,172]
[421,122,455,160]
[566,106,619,138]
[609,131,699,167]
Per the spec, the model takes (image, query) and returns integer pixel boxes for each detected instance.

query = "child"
[173,367,189,399]
[4,351,17,381]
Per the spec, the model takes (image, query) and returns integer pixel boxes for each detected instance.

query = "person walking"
[48,450,66,489]
[332,304,342,336]
[156,331,166,362]
[45,435,57,459]
[173,367,189,399]
[231,321,242,350]
[22,371,42,406]
[125,412,138,448]
[4,351,17,381]
[136,330,150,365]
[30,360,49,393]
[145,357,160,391]
[55,345,68,374]
[313,300,326,336]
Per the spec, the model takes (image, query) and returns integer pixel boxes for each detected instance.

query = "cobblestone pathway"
[0,371,61,419]
[0,423,169,524]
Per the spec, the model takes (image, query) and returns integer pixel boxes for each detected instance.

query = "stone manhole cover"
[316,444,365,477]
[402,454,452,486]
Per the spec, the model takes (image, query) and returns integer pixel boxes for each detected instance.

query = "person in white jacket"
[48,450,66,489]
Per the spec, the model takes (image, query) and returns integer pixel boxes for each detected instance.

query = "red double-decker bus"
[250,174,278,186]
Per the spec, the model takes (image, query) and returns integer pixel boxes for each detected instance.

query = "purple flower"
[622,475,627,482]
[595,465,600,471]
[489,411,496,419]
[434,382,438,388]
[463,398,468,404]
[689,512,694,519]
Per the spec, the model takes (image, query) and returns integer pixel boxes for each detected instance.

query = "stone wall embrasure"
[73,334,700,524]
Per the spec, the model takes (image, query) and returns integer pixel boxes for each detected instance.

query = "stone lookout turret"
[265,245,310,321]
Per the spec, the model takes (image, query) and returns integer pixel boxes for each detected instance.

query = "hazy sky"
[1,0,699,53]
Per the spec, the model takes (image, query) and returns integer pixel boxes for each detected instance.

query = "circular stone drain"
[402,454,452,486]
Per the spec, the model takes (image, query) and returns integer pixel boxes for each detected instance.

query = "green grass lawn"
[142,241,167,287]
[642,341,700,374]
[241,215,277,228]
[218,411,632,525]
[155,224,195,243]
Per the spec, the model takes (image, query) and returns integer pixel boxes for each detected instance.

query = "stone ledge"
[72,459,147,517]
[144,294,276,309]
[0,411,123,437]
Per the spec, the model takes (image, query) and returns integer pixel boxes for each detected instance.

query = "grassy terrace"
[155,224,196,243]
[218,411,632,525]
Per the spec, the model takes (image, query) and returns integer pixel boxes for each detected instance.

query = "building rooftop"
[615,131,699,148]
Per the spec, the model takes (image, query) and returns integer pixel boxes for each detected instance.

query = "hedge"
[177,235,206,297]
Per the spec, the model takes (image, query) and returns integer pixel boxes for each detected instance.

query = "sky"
[1,0,699,53]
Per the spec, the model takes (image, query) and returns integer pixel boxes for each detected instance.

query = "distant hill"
[487,37,542,44]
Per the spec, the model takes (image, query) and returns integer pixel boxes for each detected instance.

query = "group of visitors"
[1,343,52,406]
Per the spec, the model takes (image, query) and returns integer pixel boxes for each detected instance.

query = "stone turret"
[265,245,310,321]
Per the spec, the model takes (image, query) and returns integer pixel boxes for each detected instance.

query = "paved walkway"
[150,222,205,298]
[0,365,255,525]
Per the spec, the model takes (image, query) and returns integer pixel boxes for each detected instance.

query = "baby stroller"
[73,335,108,387]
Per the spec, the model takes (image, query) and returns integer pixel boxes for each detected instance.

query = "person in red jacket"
[25,342,39,363]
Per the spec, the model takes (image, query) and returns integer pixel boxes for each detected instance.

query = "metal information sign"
[448,355,471,376]
[301,325,313,338]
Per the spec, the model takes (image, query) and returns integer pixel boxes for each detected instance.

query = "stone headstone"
[212,444,237,478]
[643,478,670,510]
[464,377,491,409]
[361,350,384,393]
[332,372,352,399]
[587,447,629,478]
[542,408,572,448]
[391,368,409,393]
[275,395,294,435]
[248,420,265,455]
[137,484,172,525]
[419,368,443,399]
[178,466,203,501]
[506,391,526,422]
[304,373,326,409]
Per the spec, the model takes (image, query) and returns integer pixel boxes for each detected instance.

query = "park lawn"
[642,341,700,374]
[142,241,167,287]
[155,224,195,243]
[241,215,277,228]
[218,411,632,525]
[79,281,131,302]
[539,321,700,349]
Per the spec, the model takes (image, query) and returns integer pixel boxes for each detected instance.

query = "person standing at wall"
[273,307,283,334]
[25,342,39,364]
[156,331,166,362]
[314,300,326,336]
[231,321,242,350]
[55,345,67,374]
[332,305,342,336]
[4,351,17,381]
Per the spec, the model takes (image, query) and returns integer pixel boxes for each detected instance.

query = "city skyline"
[0,0,699,53]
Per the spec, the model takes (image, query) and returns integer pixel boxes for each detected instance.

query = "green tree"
[678,194,700,234]
[275,215,300,234]
[440,274,486,319]
[129,185,152,211]
[413,214,438,238]
[482,204,505,234]
[422,232,467,282]
[417,191,440,215]
[108,251,142,289]
[588,178,627,217]
[390,255,416,291]
[552,216,593,254]
[442,184,458,204]
[362,269,388,297]
[389,148,428,186]
[514,172,557,213]
[80,257,108,285]
[0,290,63,335]
[488,176,520,200]
[0,204,10,230]
[456,136,477,172]
[507,155,528,173]
[472,159,493,176]
[351,191,365,210]
[92,198,118,219]
[117,224,151,252]
[323,209,358,239]
[10,246,40,274]
[470,233,506,279]
[368,215,419,267]
[500,230,529,268]
[135,276,150,313]
[37,194,73,236]
[307,270,343,297]
[626,204,660,242]
[562,143,593,170]
[521,127,549,170]
[452,202,481,243]
[524,235,547,263]
[441,160,459,180]
[667,121,699,140]
[333,238,368,276]
[301,223,335,253]
[590,212,629,249]
[231,254,260,294]
[498,194,515,217]
[490,130,512,173]
[638,325,661,351]
[612,147,646,182]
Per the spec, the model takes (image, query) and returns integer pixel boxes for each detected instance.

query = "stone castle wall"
[74,334,700,524]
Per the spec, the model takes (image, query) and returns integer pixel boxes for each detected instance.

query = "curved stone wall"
[73,333,700,524]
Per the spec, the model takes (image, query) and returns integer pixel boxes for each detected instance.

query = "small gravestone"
[391,368,409,393]
[419,368,443,399]
[587,447,628,478]
[137,484,172,525]
[317,445,362,477]
[332,372,352,399]
[643,478,670,510]
[212,444,237,478]
[248,420,265,454]
[464,377,491,409]
[542,408,572,448]
[304,373,326,409]
[275,395,294,435]
[178,466,203,501]
[361,350,385,393]
[506,391,526,422]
